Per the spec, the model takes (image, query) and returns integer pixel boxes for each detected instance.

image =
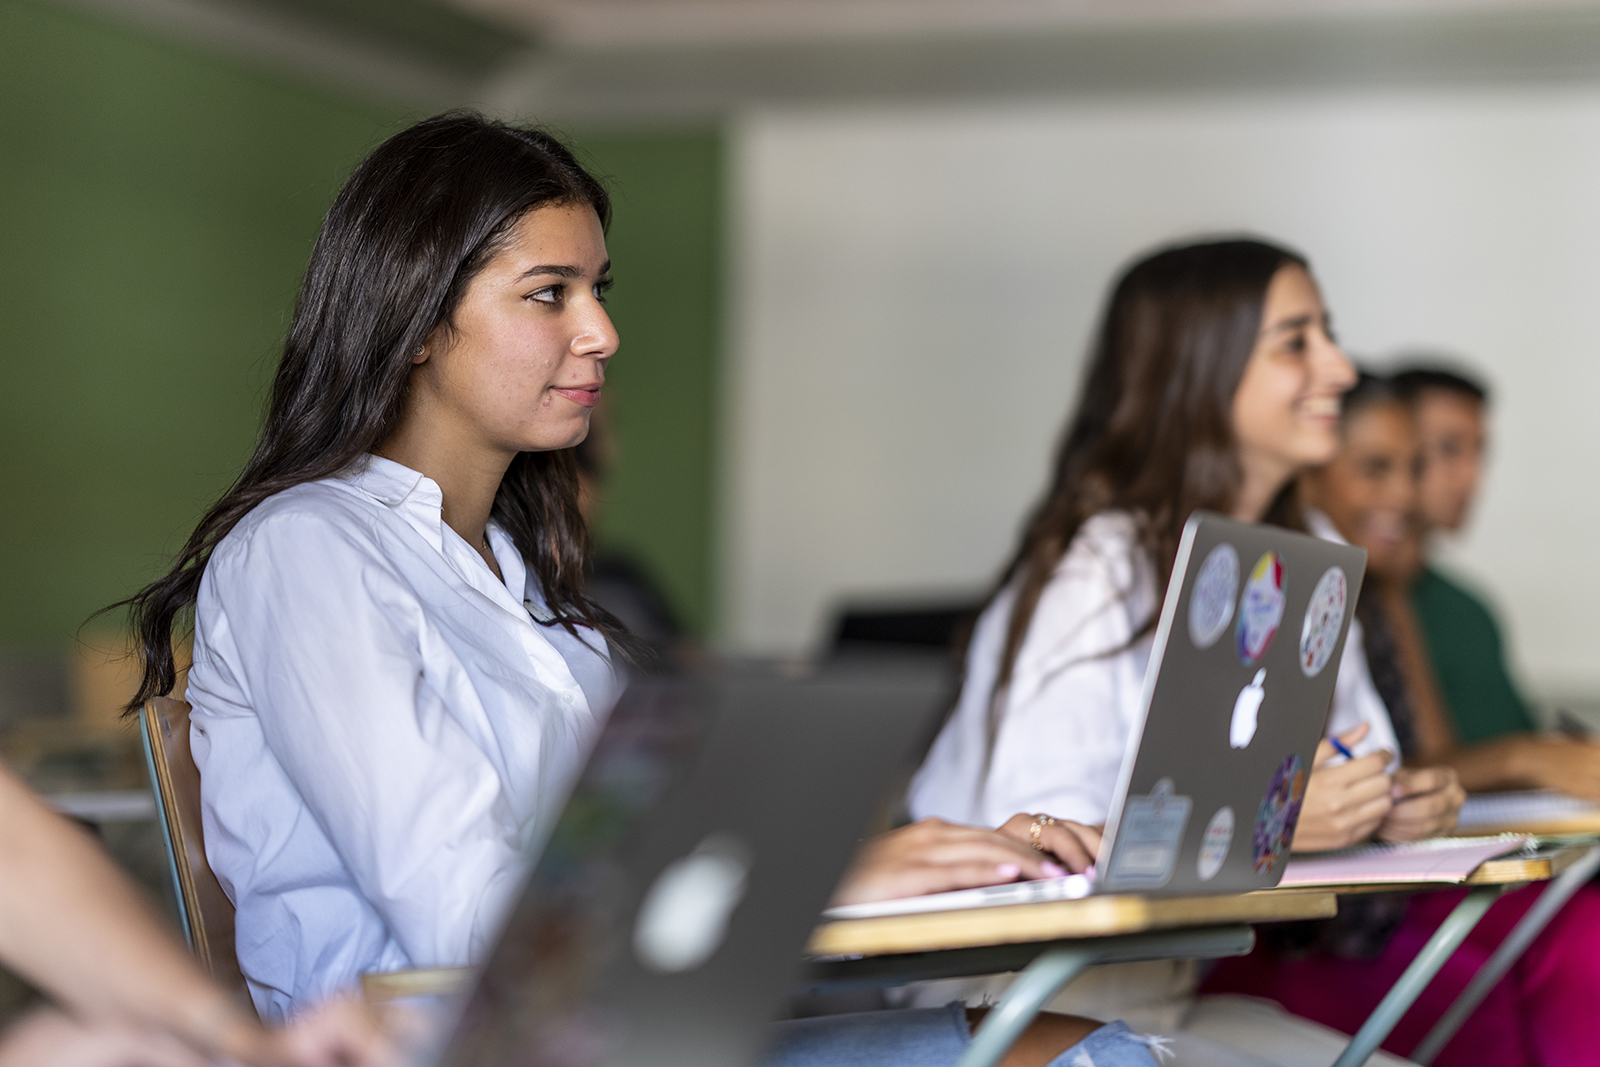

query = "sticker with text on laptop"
[1236,551,1286,666]
[1253,753,1307,874]
[1188,543,1240,650]
[1107,777,1192,889]
[1298,566,1348,678]
[1197,805,1235,881]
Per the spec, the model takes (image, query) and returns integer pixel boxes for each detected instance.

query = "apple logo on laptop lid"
[633,833,752,973]
[1230,669,1266,749]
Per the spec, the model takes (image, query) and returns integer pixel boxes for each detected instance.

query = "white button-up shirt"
[187,455,619,1020]
[908,510,1398,829]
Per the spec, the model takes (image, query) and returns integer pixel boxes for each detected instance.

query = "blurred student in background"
[909,238,1459,1065]
[1302,375,1447,760]
[1205,370,1600,1067]
[1390,364,1600,795]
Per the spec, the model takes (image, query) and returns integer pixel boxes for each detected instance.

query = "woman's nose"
[576,303,620,359]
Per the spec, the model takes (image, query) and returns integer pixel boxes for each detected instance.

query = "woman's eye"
[529,285,563,305]
[595,278,614,304]
[1283,333,1308,354]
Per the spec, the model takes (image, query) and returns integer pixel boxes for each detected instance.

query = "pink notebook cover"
[1279,835,1530,888]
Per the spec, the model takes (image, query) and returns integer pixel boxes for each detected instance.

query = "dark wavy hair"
[116,111,641,709]
[987,237,1310,701]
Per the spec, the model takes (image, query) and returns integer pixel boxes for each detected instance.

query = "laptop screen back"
[441,659,949,1067]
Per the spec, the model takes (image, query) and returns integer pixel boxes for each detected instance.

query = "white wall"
[721,86,1600,702]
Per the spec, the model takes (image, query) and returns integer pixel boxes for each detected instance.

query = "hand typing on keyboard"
[828,813,1099,909]
[832,819,1068,908]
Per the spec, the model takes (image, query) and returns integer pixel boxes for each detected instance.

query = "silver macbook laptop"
[433,657,950,1067]
[828,512,1366,919]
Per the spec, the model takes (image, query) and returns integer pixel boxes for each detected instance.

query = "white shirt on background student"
[908,509,1398,830]
[186,455,619,1021]
[903,509,1409,1060]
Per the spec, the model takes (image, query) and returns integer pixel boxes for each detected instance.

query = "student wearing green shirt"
[1394,365,1600,795]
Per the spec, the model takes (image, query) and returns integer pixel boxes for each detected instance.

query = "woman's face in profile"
[415,201,618,455]
[1230,265,1356,480]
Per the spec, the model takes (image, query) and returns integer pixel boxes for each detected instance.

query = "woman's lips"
[1362,511,1409,547]
[553,387,601,408]
[1298,396,1342,423]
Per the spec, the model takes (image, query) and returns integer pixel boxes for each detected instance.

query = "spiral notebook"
[1456,791,1600,834]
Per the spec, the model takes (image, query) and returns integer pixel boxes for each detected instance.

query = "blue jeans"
[763,1004,1164,1067]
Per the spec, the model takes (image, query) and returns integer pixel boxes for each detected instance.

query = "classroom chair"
[828,599,980,655]
[139,697,250,1002]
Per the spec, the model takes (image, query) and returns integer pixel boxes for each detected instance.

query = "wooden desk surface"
[807,888,1337,958]
[1467,841,1594,884]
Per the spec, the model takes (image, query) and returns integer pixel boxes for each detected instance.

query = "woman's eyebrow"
[515,259,611,282]
[516,264,582,281]
[1264,312,1315,335]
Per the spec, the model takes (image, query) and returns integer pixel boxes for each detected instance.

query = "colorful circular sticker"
[1252,753,1308,874]
[1299,566,1348,678]
[1236,551,1286,666]
[1197,806,1235,882]
[1188,543,1240,650]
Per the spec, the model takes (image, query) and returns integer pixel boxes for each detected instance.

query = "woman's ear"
[414,326,447,365]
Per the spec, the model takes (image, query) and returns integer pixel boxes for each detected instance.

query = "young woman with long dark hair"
[112,112,1166,1067]
[118,113,636,1019]
[906,239,1464,1057]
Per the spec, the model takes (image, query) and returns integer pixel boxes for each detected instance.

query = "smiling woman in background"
[908,238,1463,1063]
[910,239,1429,845]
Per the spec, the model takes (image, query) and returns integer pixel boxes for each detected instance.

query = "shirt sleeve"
[205,508,525,967]
[978,537,1151,827]
[1327,616,1403,772]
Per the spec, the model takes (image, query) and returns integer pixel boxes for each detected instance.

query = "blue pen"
[1328,735,1356,760]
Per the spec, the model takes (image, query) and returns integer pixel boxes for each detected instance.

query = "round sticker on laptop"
[1236,551,1286,666]
[1252,753,1307,875]
[1299,566,1348,678]
[1188,543,1240,650]
[1197,806,1235,882]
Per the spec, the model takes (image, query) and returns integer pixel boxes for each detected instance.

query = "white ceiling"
[47,0,1600,117]
[458,0,1600,48]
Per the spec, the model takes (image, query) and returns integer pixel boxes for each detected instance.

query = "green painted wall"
[0,0,721,645]
[573,132,722,637]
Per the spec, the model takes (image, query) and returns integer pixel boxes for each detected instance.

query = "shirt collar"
[333,454,448,558]
[1304,508,1349,545]
[334,454,444,512]
[334,454,533,613]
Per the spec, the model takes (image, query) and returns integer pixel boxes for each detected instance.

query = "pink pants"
[1200,882,1600,1067]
